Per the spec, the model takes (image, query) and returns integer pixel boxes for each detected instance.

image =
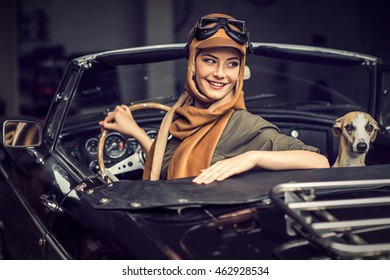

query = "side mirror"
[2,120,42,148]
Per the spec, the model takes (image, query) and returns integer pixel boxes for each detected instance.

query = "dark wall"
[174,0,389,62]
[1,0,389,117]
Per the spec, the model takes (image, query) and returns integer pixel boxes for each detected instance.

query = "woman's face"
[194,47,241,108]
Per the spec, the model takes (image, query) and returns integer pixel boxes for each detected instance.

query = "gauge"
[88,160,99,172]
[104,132,127,158]
[127,138,138,155]
[89,159,112,171]
[136,130,157,163]
[85,138,98,155]
[146,130,158,140]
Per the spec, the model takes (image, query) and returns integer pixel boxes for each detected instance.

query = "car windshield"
[244,54,370,114]
[65,45,373,122]
[68,59,187,118]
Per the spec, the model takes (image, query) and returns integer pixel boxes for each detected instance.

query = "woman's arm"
[99,105,153,154]
[192,150,330,185]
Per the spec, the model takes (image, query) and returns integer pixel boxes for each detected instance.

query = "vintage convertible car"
[1,42,390,260]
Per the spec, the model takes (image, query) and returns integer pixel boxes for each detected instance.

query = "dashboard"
[61,126,159,179]
[59,111,339,180]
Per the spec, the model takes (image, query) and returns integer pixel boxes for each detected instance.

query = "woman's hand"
[192,150,330,185]
[99,105,153,154]
[192,152,257,185]
[99,105,139,136]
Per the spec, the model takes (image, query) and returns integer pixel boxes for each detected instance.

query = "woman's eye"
[227,61,239,68]
[204,58,216,64]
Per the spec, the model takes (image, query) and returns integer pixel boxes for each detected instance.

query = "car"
[1,42,390,260]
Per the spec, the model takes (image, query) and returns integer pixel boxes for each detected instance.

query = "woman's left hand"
[192,152,256,185]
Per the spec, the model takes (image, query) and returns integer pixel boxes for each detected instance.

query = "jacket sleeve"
[212,110,319,163]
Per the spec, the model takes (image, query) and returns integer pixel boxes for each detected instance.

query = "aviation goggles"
[191,17,250,45]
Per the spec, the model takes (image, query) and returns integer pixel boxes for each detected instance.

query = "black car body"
[1,43,390,260]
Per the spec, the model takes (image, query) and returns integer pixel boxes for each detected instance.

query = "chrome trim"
[74,43,187,64]
[0,162,8,180]
[252,42,378,62]
[72,42,378,65]
[288,196,390,210]
[271,178,390,259]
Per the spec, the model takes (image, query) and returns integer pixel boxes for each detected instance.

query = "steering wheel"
[97,102,171,180]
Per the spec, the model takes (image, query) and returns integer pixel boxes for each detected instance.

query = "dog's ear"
[370,119,379,142]
[332,116,344,138]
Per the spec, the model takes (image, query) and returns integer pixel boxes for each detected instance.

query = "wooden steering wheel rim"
[97,102,171,178]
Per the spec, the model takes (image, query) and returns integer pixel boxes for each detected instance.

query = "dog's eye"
[345,124,354,131]
[366,124,374,132]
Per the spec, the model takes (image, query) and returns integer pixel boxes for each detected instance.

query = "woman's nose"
[213,65,225,78]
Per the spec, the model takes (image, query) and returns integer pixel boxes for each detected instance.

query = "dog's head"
[332,111,379,154]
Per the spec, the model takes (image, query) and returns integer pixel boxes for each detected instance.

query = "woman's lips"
[208,80,225,89]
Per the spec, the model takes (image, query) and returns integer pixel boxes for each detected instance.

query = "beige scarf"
[143,13,247,180]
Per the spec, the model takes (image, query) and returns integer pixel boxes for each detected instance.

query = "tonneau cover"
[83,164,390,209]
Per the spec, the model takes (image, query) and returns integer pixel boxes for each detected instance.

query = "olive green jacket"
[160,110,318,179]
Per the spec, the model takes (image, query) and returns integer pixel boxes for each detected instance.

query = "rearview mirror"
[3,120,42,148]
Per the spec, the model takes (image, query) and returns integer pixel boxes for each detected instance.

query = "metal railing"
[270,179,390,259]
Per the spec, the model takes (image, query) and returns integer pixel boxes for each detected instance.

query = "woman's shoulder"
[230,110,277,129]
[214,110,280,161]
[220,110,280,141]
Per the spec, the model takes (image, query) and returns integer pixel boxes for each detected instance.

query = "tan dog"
[332,111,378,167]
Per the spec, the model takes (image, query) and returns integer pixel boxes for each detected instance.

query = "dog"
[332,111,378,167]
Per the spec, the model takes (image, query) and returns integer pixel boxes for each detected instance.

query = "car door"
[0,63,88,259]
[0,144,70,259]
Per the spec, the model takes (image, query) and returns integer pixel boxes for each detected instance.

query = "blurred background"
[0,0,388,119]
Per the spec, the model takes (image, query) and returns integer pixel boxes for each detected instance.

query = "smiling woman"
[99,13,329,184]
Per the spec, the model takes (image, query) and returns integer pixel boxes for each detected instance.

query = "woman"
[99,13,330,184]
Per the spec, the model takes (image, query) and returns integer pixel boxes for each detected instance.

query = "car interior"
[56,50,376,183]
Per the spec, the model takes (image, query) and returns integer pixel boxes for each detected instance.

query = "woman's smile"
[208,80,226,89]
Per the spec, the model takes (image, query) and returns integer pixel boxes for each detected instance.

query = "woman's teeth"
[210,81,224,87]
